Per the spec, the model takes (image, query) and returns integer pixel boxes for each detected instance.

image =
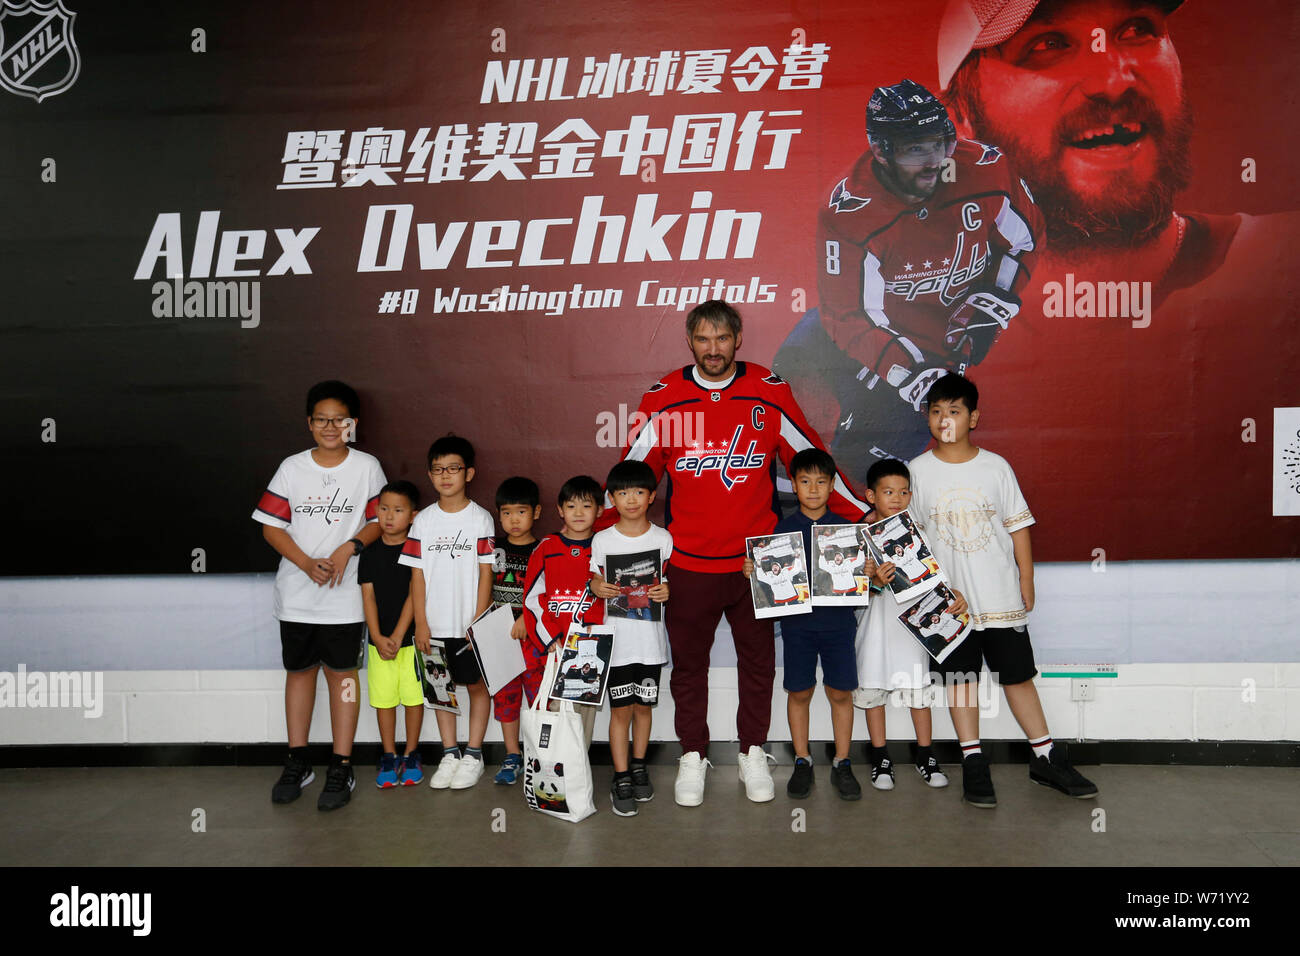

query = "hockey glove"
[944,289,1019,365]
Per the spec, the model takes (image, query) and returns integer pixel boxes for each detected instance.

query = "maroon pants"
[665,567,775,754]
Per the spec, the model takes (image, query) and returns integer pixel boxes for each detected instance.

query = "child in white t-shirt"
[253,380,387,811]
[399,434,495,792]
[854,459,961,792]
[589,461,672,817]
[909,374,1097,808]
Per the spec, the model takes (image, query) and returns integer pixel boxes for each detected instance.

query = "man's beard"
[966,88,1194,252]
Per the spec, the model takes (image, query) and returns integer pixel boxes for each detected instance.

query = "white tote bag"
[521,648,597,823]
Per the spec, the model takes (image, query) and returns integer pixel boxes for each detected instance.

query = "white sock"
[1029,735,1053,759]
[960,739,982,759]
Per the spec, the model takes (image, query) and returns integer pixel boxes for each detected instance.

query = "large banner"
[2,0,1296,575]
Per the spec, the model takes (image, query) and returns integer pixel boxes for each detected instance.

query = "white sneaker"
[430,752,460,789]
[737,745,776,802]
[450,753,484,790]
[674,751,712,807]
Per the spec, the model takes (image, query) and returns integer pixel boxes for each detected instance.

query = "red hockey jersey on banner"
[818,139,1044,380]
[620,362,868,573]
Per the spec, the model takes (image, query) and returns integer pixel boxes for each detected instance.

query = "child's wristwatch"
[348,537,364,556]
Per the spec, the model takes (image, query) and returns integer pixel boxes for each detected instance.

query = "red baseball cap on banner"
[937,0,1185,90]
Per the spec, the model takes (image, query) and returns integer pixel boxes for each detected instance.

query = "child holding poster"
[590,461,672,817]
[743,449,861,801]
[854,459,961,791]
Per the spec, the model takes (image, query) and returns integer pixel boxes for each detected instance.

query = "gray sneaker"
[611,774,638,816]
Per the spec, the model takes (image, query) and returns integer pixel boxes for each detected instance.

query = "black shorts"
[940,625,1037,686]
[606,663,661,708]
[279,621,366,672]
[439,637,483,686]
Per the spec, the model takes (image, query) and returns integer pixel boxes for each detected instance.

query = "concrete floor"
[1,763,1296,866]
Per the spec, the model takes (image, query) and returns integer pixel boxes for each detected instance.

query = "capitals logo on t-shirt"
[673,423,765,490]
[293,489,355,525]
[428,530,476,559]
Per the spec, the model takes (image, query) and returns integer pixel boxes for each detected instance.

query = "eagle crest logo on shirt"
[828,177,871,213]
[972,141,1003,165]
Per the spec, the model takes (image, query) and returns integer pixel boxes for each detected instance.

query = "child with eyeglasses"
[252,380,387,811]
[399,433,496,790]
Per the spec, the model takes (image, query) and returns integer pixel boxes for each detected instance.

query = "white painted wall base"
[2,664,1296,746]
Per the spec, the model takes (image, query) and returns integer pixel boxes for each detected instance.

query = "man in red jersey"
[617,299,869,807]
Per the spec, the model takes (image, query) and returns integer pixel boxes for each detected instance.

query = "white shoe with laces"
[450,753,484,790]
[430,752,460,790]
[737,745,776,802]
[674,751,712,807]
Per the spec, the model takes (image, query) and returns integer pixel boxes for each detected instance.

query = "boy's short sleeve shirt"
[907,448,1034,629]
[251,447,386,623]
[398,501,495,638]
[589,524,673,668]
[492,539,538,618]
[358,541,415,646]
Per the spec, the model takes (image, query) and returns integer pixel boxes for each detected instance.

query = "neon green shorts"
[367,643,423,709]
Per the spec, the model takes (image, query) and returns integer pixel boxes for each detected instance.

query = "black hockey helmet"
[866,79,957,158]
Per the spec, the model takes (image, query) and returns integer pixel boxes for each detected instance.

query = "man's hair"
[926,373,979,411]
[789,447,837,481]
[685,299,743,337]
[427,433,475,470]
[558,475,602,506]
[606,460,658,495]
[379,479,421,510]
[496,476,540,510]
[866,458,911,491]
[305,380,359,418]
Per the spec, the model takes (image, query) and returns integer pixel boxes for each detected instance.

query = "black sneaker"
[787,757,814,798]
[915,755,950,789]
[630,763,654,802]
[271,755,314,804]
[1029,743,1099,798]
[961,753,997,808]
[869,755,895,791]
[830,759,862,801]
[317,761,355,811]
[611,774,638,816]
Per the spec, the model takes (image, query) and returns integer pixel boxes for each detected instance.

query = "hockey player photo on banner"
[811,524,871,607]
[548,624,615,706]
[418,640,460,714]
[898,582,972,665]
[861,511,944,605]
[603,550,664,623]
[746,532,813,619]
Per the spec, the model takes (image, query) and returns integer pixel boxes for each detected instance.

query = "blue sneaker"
[398,751,423,786]
[376,752,400,789]
[494,753,523,785]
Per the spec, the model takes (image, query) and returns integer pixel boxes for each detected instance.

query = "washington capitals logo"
[673,424,766,490]
[0,0,80,102]
[828,177,871,213]
[972,140,1002,166]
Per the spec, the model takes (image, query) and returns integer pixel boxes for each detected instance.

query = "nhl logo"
[0,0,80,103]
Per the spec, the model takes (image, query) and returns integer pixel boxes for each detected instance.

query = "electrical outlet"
[1071,679,1095,702]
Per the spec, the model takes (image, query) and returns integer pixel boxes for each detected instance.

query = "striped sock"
[959,739,982,759]
[1028,735,1053,759]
